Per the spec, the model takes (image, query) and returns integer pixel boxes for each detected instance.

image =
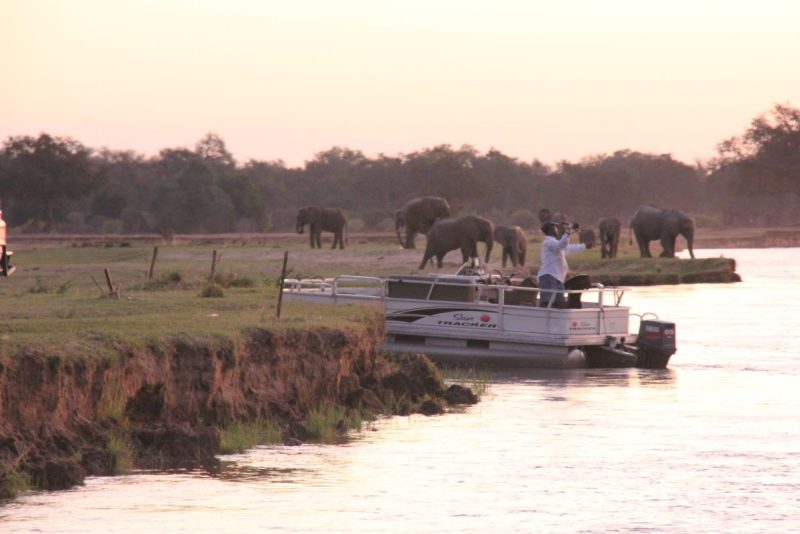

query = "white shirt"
[538,233,586,283]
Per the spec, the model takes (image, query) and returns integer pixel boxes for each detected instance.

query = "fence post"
[276,251,289,319]
[103,268,114,295]
[209,250,218,283]
[147,246,159,279]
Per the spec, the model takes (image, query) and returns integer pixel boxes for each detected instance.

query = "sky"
[2,0,799,168]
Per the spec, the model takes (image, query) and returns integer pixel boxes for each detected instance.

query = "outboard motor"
[636,320,676,368]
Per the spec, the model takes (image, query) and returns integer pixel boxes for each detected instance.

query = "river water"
[3,248,799,533]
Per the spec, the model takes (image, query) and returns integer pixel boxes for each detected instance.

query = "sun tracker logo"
[569,319,595,332]
[437,312,497,329]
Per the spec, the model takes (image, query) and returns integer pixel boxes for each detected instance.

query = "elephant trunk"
[484,237,493,264]
[685,227,695,259]
[296,220,304,234]
[394,212,405,247]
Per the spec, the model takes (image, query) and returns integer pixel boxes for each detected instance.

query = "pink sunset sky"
[2,0,799,167]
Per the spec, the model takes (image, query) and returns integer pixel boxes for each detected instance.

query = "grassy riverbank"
[3,233,737,330]
[0,235,738,349]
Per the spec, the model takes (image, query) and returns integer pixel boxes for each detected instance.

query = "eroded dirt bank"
[0,318,475,499]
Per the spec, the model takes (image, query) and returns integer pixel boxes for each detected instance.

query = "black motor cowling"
[636,320,676,368]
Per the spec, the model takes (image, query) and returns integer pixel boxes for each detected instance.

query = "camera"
[571,222,581,230]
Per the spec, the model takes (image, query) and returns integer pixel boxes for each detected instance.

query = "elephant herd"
[295,199,695,266]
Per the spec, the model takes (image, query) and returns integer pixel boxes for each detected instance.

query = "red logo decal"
[480,314,490,322]
[572,321,578,327]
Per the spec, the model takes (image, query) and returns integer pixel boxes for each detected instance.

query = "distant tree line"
[1,104,798,234]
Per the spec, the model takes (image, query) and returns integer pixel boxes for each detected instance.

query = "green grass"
[0,469,32,499]
[219,419,283,454]
[305,404,369,444]
[107,435,134,474]
[0,241,383,353]
[440,365,492,397]
[97,380,128,422]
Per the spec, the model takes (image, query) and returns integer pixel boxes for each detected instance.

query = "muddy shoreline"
[0,320,476,499]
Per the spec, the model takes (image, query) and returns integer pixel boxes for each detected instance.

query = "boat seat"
[505,276,538,306]
[564,275,592,309]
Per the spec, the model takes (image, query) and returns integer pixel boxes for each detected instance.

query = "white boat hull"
[282,273,648,367]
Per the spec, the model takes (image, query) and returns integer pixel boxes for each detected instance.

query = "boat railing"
[286,275,631,308]
[284,278,333,291]
[284,275,385,300]
[331,275,385,299]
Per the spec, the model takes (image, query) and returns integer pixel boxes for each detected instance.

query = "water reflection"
[212,461,309,483]
[3,249,800,533]
[491,367,677,388]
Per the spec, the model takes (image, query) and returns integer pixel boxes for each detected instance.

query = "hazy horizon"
[2,0,799,167]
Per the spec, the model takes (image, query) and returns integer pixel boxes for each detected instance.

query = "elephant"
[598,217,621,259]
[538,208,566,225]
[630,205,695,259]
[295,206,347,249]
[396,196,451,249]
[538,208,571,234]
[493,225,527,267]
[419,215,494,269]
[578,228,596,247]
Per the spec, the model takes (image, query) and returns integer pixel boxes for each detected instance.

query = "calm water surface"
[3,248,799,533]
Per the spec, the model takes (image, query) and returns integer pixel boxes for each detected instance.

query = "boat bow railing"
[284,275,385,301]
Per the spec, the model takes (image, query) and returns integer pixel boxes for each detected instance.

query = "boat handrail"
[486,284,631,309]
[284,275,632,308]
[331,275,385,297]
[284,278,331,291]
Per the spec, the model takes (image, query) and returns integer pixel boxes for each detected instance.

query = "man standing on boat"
[538,221,590,307]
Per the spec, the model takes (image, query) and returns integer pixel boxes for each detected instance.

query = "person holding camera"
[538,220,591,307]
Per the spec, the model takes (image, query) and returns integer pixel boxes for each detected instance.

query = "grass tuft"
[0,469,32,499]
[142,271,184,291]
[306,404,369,443]
[107,435,134,474]
[28,276,51,294]
[213,271,255,288]
[441,365,491,397]
[219,419,283,454]
[97,380,128,422]
[200,283,225,298]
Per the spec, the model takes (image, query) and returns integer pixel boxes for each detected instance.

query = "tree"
[0,134,101,230]
[220,174,265,230]
[713,103,800,195]
[708,104,800,225]
[152,158,235,233]
[195,132,236,170]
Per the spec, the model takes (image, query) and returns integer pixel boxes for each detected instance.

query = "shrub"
[28,276,51,294]
[143,271,184,291]
[213,271,255,288]
[200,283,224,298]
